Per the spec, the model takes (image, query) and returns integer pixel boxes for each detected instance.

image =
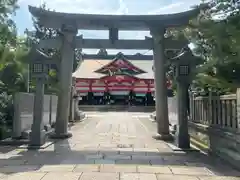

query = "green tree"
[168,1,240,94]
[0,0,28,138]
[27,3,82,94]
[0,0,18,46]
[0,37,29,132]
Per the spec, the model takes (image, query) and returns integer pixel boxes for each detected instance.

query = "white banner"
[109,91,130,95]
[93,92,104,96]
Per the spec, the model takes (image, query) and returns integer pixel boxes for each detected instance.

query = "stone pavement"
[0,112,239,179]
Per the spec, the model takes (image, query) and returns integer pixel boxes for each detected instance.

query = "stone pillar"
[51,26,77,139]
[175,81,190,148]
[72,77,85,121]
[74,95,85,121]
[237,88,240,129]
[12,93,21,139]
[30,77,46,146]
[69,86,74,122]
[150,28,172,141]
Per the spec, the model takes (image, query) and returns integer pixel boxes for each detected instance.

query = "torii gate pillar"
[51,26,77,139]
[151,28,173,141]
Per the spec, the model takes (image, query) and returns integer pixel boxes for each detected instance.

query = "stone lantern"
[70,77,85,122]
[28,48,50,147]
[171,47,202,149]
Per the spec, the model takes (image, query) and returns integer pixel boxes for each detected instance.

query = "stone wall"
[12,92,58,139]
[168,97,178,125]
[189,90,240,170]
[150,97,178,125]
[79,105,155,112]
[50,95,58,125]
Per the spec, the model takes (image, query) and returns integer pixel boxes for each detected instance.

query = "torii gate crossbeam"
[39,37,187,50]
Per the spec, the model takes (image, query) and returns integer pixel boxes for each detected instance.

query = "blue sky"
[14,0,201,54]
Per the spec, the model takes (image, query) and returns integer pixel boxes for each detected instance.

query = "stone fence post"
[189,91,194,121]
[237,88,240,129]
[12,93,21,139]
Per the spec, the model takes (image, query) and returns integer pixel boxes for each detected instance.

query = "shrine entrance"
[75,52,173,106]
[28,5,203,148]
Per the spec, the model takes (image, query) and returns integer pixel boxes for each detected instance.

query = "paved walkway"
[0,112,239,179]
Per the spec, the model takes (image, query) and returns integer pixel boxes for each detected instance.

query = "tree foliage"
[0,0,18,46]
[0,0,29,136]
[168,0,240,94]
[26,3,82,93]
[0,0,27,94]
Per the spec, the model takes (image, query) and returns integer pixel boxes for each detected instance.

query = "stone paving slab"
[0,173,7,179]
[131,155,163,161]
[41,172,82,180]
[0,165,40,173]
[38,165,76,172]
[120,173,157,180]
[197,177,240,180]
[0,159,27,166]
[116,159,151,165]
[95,159,116,164]
[0,112,239,179]
[137,165,172,174]
[169,166,214,176]
[150,159,185,165]
[104,154,131,160]
[100,164,137,173]
[156,174,200,180]
[60,159,95,165]
[1,172,46,180]
[73,164,99,172]
[79,172,119,180]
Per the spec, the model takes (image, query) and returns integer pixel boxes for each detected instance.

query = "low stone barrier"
[150,97,178,125]
[79,105,155,112]
[12,92,58,139]
[50,95,58,125]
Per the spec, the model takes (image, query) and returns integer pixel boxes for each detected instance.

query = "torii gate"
[28,5,201,142]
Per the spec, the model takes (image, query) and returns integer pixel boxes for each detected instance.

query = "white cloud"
[148,0,201,14]
[148,2,185,14]
[20,0,122,14]
[116,0,128,15]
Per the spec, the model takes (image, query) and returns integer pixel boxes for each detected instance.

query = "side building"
[72,52,172,106]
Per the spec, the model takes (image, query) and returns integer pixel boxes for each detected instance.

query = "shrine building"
[73,52,172,106]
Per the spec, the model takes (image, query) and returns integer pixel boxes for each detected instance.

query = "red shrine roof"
[72,55,154,79]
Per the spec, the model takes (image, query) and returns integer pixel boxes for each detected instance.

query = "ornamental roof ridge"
[94,52,147,75]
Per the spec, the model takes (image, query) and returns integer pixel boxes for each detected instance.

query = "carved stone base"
[27,141,54,150]
[74,111,85,121]
[174,132,190,149]
[49,132,73,139]
[29,130,46,147]
[152,133,174,142]
[166,142,199,152]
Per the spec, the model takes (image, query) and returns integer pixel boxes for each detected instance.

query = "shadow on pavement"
[0,138,238,178]
[0,114,239,179]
